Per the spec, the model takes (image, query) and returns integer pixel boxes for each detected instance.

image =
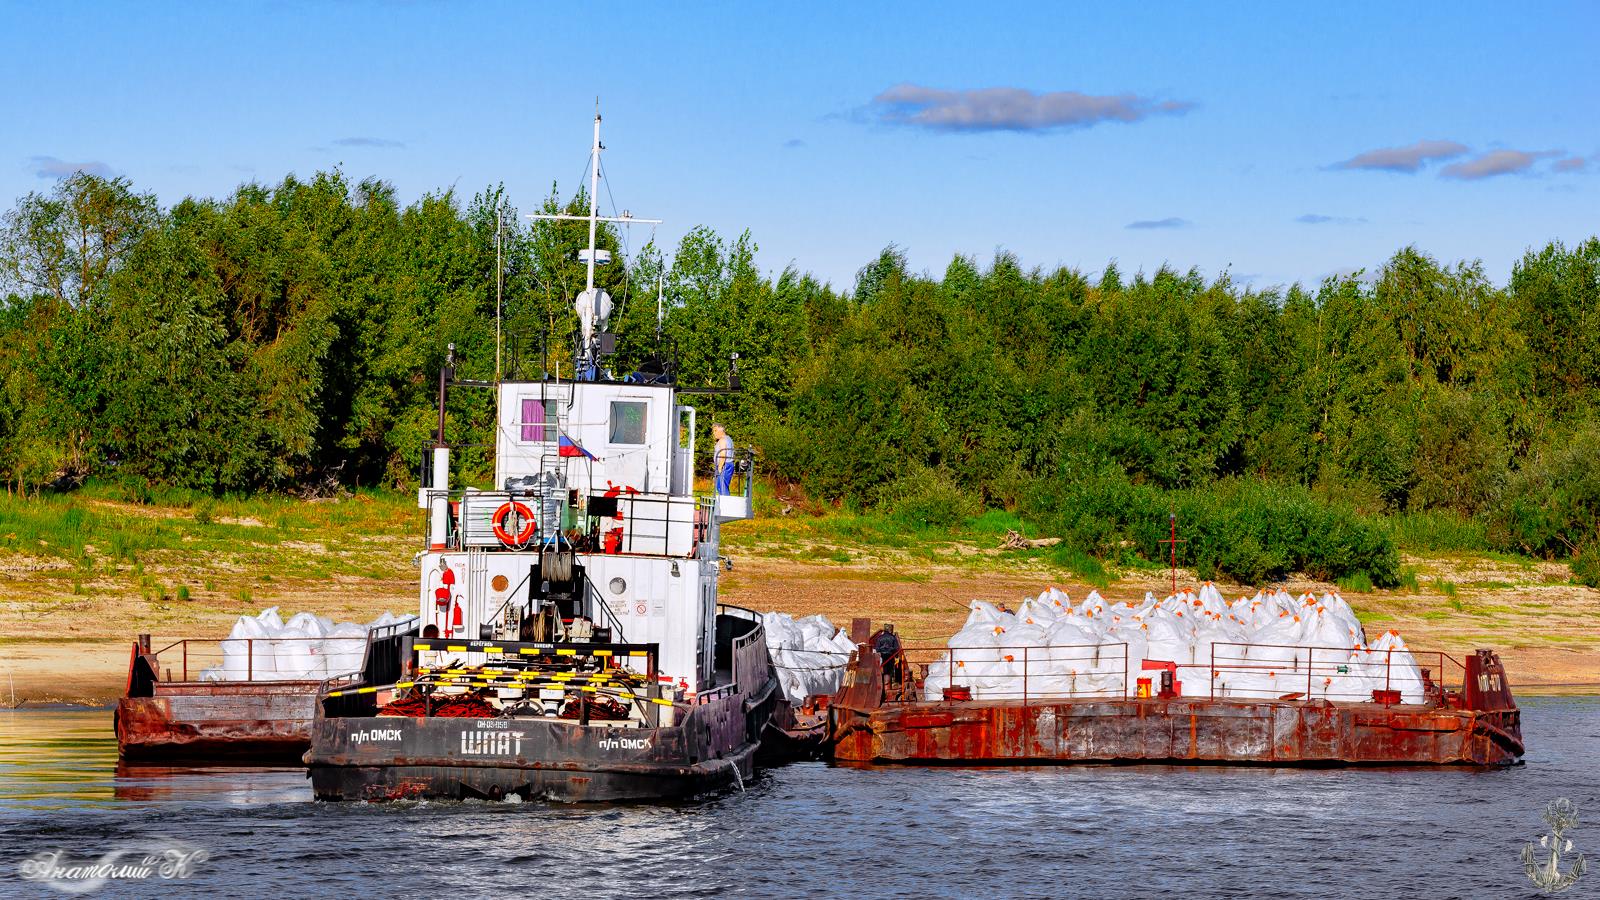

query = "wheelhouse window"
[520,398,557,442]
[609,401,647,445]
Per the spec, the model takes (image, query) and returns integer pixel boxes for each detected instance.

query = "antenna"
[656,273,665,340]
[526,106,661,380]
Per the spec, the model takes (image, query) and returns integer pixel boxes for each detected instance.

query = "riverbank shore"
[3,495,1595,705]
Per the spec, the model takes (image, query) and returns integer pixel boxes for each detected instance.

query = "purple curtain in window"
[521,398,544,441]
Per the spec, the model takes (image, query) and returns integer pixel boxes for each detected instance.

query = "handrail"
[716,603,761,622]
[143,618,418,684]
[894,638,1459,705]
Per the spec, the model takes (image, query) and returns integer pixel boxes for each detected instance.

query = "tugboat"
[305,112,780,802]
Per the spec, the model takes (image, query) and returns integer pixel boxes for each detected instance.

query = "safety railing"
[900,642,1132,702]
[145,636,355,683]
[419,487,711,557]
[710,448,756,523]
[1206,642,1464,703]
[611,493,700,557]
[893,639,1462,706]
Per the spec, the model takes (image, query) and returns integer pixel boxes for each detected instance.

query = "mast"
[495,202,505,380]
[585,111,601,297]
[526,106,661,381]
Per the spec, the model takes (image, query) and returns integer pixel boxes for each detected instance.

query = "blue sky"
[3,1,1596,290]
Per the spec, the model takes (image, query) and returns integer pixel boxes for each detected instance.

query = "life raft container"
[491,501,537,546]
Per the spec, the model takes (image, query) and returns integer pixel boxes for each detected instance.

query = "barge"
[116,621,414,764]
[305,112,782,802]
[830,619,1524,767]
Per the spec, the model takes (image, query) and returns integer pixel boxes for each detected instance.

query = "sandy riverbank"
[5,553,1596,706]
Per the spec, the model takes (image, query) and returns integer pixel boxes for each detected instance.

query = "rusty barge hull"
[833,698,1523,767]
[115,681,320,765]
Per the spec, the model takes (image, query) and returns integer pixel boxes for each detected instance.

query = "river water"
[1,698,1596,899]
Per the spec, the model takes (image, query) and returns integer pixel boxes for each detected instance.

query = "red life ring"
[491,501,537,546]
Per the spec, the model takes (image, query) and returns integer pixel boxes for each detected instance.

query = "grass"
[1337,571,1375,593]
[1047,544,1112,589]
[1390,510,1490,553]
[0,483,415,568]
[0,481,425,640]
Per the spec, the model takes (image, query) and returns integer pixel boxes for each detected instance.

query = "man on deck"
[712,423,735,495]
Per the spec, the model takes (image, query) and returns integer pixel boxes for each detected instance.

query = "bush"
[882,467,980,529]
[1022,471,1399,586]
[1490,427,1600,558]
[1571,550,1600,588]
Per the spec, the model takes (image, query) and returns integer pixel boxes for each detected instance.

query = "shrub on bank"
[1021,471,1399,587]
[1570,549,1600,588]
[882,466,982,529]
[1489,428,1600,558]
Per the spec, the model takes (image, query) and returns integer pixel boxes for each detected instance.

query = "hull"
[307,685,774,802]
[115,681,319,765]
[832,697,1524,767]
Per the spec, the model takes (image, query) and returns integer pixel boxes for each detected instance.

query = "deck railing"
[890,639,1463,705]
[899,642,1131,702]
[144,636,345,683]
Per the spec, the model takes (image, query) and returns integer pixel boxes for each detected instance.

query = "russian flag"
[558,433,596,459]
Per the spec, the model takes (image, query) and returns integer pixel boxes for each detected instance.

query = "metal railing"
[1205,642,1464,703]
[902,642,1131,702]
[145,636,349,683]
[894,639,1463,706]
[419,488,712,557]
[144,617,418,684]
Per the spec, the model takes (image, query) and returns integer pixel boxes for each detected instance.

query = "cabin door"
[604,396,652,492]
[671,405,695,496]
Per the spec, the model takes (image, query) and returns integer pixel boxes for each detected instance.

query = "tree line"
[3,171,1597,583]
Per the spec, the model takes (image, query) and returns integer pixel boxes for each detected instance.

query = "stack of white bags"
[199,607,417,682]
[761,611,856,704]
[922,584,1427,704]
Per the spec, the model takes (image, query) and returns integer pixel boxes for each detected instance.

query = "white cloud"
[1440,149,1556,180]
[1333,140,1467,173]
[869,84,1194,133]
